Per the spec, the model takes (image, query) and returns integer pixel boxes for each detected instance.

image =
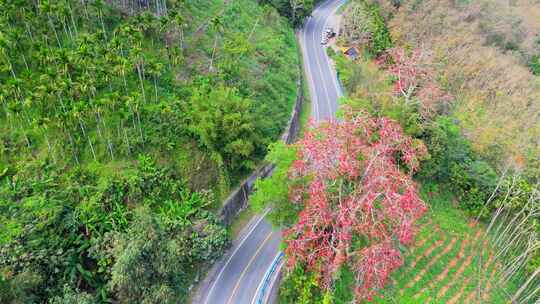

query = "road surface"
[303,0,347,120]
[199,1,345,303]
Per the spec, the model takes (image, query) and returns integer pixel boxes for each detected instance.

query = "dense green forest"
[0,0,305,302]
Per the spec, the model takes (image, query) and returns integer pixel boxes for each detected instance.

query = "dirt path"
[447,276,471,304]
[410,221,437,252]
[415,237,469,300]
[435,231,483,301]
[481,262,500,302]
[400,237,457,295]
[409,236,445,270]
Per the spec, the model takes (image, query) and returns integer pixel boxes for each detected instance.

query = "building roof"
[340,46,359,59]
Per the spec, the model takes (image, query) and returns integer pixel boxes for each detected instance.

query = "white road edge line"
[204,208,271,304]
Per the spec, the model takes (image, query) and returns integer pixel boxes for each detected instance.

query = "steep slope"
[371,0,540,170]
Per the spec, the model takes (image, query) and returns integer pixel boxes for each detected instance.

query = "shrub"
[189,86,262,174]
[369,4,393,54]
[264,0,316,26]
[108,207,228,304]
[252,141,300,226]
[0,270,43,304]
[341,0,393,56]
[420,117,471,182]
[326,46,336,58]
[336,55,423,137]
[450,159,497,214]
[420,117,498,215]
[49,286,96,304]
[332,266,355,303]
[334,53,359,93]
[279,266,325,304]
[0,156,229,302]
[530,55,540,75]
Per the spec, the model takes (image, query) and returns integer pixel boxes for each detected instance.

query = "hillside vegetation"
[329,49,539,303]
[370,0,540,169]
[0,0,302,302]
[335,0,539,221]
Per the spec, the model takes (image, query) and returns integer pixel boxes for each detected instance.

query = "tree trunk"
[209,36,218,72]
[47,14,62,48]
[153,76,158,102]
[136,64,147,104]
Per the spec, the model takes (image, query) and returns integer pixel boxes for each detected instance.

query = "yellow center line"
[226,231,275,304]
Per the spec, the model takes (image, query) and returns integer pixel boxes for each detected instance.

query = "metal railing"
[256,251,284,304]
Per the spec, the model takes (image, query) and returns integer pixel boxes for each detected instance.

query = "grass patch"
[228,206,256,240]
[298,78,312,138]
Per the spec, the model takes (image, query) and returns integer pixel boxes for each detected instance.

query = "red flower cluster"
[284,110,428,302]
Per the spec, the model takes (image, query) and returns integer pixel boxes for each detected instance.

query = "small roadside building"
[340,46,359,60]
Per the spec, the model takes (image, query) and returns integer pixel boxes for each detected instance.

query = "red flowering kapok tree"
[385,47,452,119]
[284,110,428,302]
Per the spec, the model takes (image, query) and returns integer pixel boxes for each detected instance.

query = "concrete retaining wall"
[218,76,303,225]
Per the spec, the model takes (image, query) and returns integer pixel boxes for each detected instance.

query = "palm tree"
[56,0,75,42]
[55,112,80,164]
[72,100,97,161]
[209,15,224,72]
[93,0,108,39]
[116,98,132,156]
[154,0,168,16]
[120,24,148,105]
[39,1,63,48]
[0,32,18,80]
[66,0,79,38]
[95,97,115,160]
[161,9,186,67]
[0,84,16,138]
[146,59,163,103]
[132,44,148,105]
[123,94,144,145]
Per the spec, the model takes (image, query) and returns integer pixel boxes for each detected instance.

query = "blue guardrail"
[256,251,284,304]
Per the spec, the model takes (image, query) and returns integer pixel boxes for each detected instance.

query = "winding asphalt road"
[200,1,346,303]
[303,0,347,120]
